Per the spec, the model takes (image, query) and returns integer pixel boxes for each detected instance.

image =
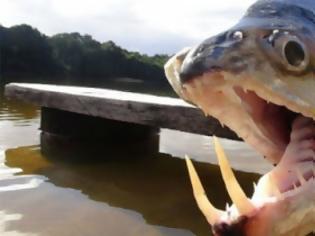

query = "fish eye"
[283,40,305,67]
[274,34,309,72]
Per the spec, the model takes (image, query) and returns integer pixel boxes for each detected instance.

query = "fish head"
[165,2,315,164]
[165,1,315,235]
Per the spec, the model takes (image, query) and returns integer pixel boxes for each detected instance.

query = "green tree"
[0,24,173,94]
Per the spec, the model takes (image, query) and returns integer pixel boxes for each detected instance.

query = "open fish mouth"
[164,38,315,235]
[163,1,315,233]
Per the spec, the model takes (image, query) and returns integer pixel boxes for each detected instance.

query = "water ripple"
[0,177,45,192]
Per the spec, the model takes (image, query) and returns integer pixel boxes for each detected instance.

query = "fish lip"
[180,65,223,84]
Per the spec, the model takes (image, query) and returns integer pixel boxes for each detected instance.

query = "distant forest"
[0,24,174,95]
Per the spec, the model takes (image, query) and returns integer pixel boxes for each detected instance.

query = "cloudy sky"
[0,0,256,55]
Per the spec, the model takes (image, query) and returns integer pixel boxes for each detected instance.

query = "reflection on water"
[0,95,39,149]
[4,146,260,236]
[0,93,269,236]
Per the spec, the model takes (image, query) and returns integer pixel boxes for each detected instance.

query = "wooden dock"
[5,83,238,138]
[5,83,239,157]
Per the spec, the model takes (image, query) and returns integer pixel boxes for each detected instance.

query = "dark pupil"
[284,41,305,67]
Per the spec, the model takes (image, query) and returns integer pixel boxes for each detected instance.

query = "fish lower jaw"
[250,179,315,236]
[216,155,315,236]
[212,160,315,236]
[186,136,315,236]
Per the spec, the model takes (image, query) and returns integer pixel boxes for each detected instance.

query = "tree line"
[0,24,173,94]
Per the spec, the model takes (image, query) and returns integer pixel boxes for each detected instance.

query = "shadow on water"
[4,141,261,236]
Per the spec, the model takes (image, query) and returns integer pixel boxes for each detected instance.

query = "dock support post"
[40,107,159,159]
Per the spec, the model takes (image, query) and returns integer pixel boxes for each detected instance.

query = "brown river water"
[0,94,273,236]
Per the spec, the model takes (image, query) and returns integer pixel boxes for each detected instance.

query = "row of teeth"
[278,167,315,199]
[186,137,315,226]
[183,75,315,194]
[182,74,259,135]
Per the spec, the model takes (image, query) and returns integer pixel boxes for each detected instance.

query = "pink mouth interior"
[234,87,315,193]
[234,87,295,157]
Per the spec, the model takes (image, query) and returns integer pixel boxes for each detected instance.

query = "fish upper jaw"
[164,47,191,102]
[165,47,287,164]
[179,30,247,84]
[165,24,315,164]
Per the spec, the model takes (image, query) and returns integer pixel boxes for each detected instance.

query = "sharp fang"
[273,183,283,199]
[295,168,306,185]
[267,174,283,199]
[225,203,230,212]
[185,156,224,225]
[213,137,255,215]
[253,182,257,191]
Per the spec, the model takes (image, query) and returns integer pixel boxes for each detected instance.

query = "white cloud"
[0,0,256,54]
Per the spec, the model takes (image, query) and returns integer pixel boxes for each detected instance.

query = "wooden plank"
[5,83,240,140]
